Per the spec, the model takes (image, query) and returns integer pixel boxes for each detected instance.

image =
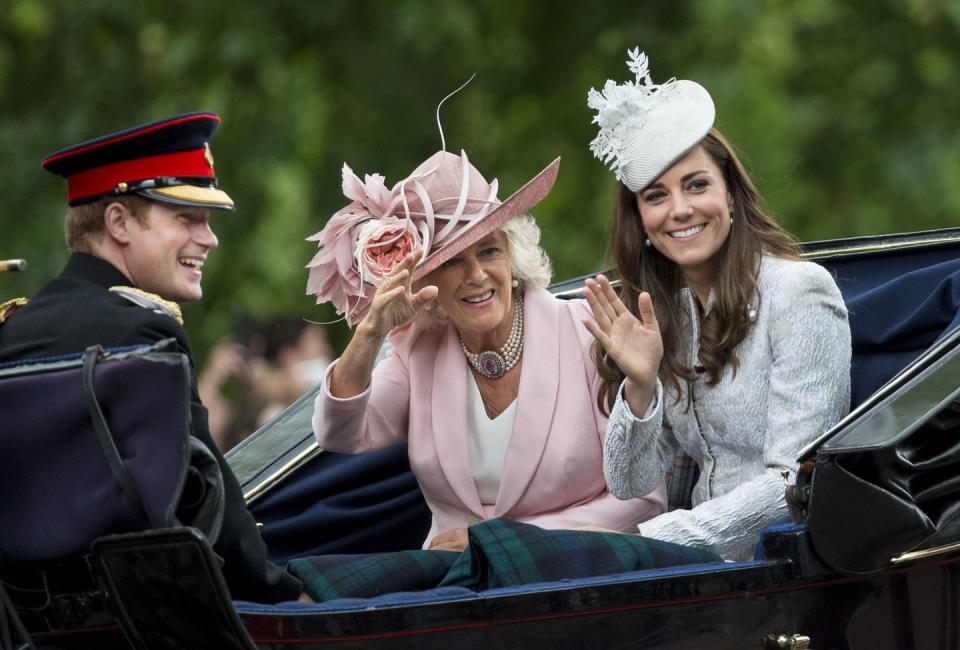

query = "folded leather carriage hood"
[796,325,960,575]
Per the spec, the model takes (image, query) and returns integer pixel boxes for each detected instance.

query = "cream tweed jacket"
[604,256,851,560]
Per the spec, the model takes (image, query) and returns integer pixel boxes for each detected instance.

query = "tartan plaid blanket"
[665,452,699,511]
[288,518,721,602]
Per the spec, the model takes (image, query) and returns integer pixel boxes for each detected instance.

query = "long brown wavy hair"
[595,129,801,415]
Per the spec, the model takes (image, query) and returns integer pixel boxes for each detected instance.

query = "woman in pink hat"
[307,150,664,551]
[583,50,851,560]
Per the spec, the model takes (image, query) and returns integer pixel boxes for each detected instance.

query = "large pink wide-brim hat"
[404,150,560,281]
[305,149,560,326]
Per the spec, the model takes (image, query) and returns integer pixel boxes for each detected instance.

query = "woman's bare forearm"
[328,322,385,397]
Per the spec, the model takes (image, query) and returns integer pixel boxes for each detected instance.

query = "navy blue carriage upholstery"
[248,444,430,562]
[821,247,960,407]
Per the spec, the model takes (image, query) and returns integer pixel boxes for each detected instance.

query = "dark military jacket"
[0,252,301,603]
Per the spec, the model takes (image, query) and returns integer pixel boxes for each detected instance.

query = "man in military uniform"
[0,112,304,603]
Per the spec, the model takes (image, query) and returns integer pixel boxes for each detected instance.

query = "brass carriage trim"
[891,540,960,564]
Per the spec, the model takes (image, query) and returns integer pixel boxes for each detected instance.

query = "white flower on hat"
[588,48,678,184]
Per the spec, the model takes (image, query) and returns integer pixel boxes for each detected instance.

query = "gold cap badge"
[203,142,215,170]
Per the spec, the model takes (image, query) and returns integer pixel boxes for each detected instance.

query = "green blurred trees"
[2,0,959,359]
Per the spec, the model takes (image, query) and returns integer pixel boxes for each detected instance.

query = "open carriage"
[3,228,960,649]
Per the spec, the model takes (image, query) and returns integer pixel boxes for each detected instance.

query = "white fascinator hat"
[588,48,715,193]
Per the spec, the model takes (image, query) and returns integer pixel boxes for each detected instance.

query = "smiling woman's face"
[637,145,733,290]
[424,231,514,348]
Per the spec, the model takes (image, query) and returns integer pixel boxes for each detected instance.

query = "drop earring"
[511,277,519,288]
[644,238,652,247]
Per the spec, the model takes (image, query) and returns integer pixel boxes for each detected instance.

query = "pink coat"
[313,287,665,546]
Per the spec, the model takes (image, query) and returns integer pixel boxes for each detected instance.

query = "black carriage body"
[238,552,957,650]
[5,228,960,649]
[19,526,960,649]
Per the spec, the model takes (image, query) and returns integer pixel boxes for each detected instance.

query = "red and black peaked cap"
[41,111,234,210]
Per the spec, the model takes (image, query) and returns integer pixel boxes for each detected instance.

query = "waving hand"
[329,249,437,398]
[583,274,662,415]
[363,249,438,338]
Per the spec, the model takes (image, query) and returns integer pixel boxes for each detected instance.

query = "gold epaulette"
[0,297,28,324]
[109,286,183,325]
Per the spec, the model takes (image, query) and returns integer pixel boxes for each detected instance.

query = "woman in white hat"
[583,49,851,560]
[307,149,664,551]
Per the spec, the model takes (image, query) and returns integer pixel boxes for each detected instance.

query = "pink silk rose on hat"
[353,216,422,287]
[306,164,421,325]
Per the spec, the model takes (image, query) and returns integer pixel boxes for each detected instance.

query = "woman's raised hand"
[362,249,439,339]
[330,249,438,398]
[583,275,663,413]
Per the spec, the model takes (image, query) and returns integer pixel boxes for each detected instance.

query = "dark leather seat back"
[0,341,193,562]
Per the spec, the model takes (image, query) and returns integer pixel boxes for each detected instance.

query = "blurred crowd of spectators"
[199,315,332,451]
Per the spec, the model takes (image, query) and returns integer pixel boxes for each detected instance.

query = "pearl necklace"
[460,292,524,380]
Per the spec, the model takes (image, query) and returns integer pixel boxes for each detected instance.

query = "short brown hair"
[64,195,152,253]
